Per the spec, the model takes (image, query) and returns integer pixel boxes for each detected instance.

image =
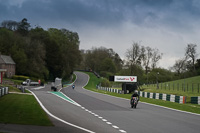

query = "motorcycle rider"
[131,91,140,104]
[72,84,75,89]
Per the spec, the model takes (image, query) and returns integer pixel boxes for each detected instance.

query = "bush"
[101,78,111,87]
[100,71,113,79]
[12,75,29,81]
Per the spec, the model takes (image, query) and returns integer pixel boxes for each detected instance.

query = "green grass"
[141,76,200,97]
[83,71,200,114]
[0,94,53,126]
[84,72,102,91]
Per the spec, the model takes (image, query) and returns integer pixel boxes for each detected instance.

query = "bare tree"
[1,20,18,31]
[185,44,197,71]
[151,48,163,69]
[172,58,187,75]
[141,46,153,74]
[125,42,142,65]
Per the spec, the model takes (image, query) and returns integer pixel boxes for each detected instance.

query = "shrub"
[101,78,111,87]
[12,75,29,81]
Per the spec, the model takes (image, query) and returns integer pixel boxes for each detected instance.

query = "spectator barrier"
[191,96,200,105]
[0,87,8,98]
[136,91,186,104]
[96,86,187,104]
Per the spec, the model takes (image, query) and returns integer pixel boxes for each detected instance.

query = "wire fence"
[143,82,200,93]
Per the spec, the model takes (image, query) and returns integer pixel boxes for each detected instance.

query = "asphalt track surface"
[1,71,200,133]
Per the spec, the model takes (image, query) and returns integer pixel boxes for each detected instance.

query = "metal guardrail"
[191,97,200,105]
[0,87,9,98]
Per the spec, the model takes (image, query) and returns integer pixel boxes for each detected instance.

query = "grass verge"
[83,71,200,114]
[0,94,53,126]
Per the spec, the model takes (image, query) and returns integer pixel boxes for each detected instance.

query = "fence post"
[182,83,183,91]
[177,83,179,91]
[192,83,193,92]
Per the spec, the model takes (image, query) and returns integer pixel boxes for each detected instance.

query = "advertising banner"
[114,76,137,82]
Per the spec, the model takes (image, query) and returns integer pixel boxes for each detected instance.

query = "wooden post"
[0,72,2,84]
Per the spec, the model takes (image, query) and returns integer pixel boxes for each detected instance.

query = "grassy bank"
[0,94,53,126]
[141,76,200,97]
[83,72,200,114]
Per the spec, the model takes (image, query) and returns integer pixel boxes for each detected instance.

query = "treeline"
[78,47,123,78]
[79,42,200,85]
[0,18,81,81]
[1,18,199,84]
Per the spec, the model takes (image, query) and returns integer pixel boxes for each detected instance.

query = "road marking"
[119,130,127,133]
[32,86,45,90]
[28,90,95,133]
[102,119,107,122]
[49,91,81,107]
[112,125,119,129]
[74,72,128,133]
[106,122,112,125]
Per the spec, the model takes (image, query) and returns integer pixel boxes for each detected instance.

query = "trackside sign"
[114,76,137,82]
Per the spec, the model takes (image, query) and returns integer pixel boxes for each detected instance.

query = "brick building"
[0,54,16,78]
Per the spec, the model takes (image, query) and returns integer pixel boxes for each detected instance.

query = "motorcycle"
[131,97,138,108]
[72,85,75,89]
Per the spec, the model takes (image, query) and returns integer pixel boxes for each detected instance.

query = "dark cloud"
[1,0,200,30]
[0,0,200,68]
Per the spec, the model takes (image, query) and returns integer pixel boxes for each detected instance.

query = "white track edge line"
[28,90,95,133]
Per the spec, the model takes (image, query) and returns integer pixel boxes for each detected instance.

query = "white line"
[119,130,127,133]
[112,125,119,129]
[106,122,112,125]
[49,92,81,107]
[94,114,99,117]
[33,86,45,90]
[28,90,95,133]
[141,101,200,116]
[102,119,107,122]
[59,92,81,106]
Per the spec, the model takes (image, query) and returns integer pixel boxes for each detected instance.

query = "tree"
[100,58,116,73]
[0,28,15,54]
[1,20,18,31]
[151,48,163,69]
[172,58,187,75]
[0,19,82,81]
[17,18,31,36]
[84,47,122,73]
[141,46,153,74]
[185,44,197,71]
[125,42,142,65]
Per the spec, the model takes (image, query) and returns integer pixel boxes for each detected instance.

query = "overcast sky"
[1,0,200,69]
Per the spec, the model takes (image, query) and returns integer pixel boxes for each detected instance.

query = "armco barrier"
[136,91,186,104]
[96,86,200,104]
[191,96,200,105]
[0,87,8,98]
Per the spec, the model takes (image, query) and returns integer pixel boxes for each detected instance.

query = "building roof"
[0,55,15,64]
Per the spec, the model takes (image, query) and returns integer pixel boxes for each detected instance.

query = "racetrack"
[14,71,200,133]
[60,71,200,133]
